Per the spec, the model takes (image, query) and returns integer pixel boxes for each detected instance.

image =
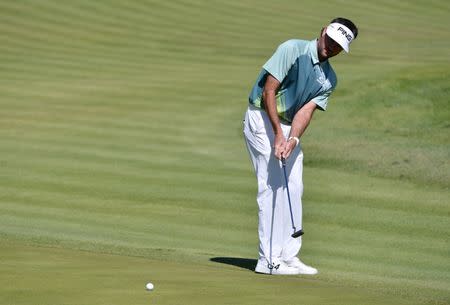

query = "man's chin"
[319,52,329,61]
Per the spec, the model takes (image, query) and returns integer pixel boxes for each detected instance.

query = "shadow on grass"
[210,257,257,271]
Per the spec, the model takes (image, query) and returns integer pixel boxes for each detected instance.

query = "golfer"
[244,18,358,275]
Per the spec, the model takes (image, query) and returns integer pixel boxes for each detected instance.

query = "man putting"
[243,18,358,275]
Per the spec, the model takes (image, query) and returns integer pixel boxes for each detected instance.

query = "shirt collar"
[309,39,319,64]
[309,39,327,65]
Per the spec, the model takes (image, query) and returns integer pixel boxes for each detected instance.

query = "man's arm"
[262,74,285,159]
[282,101,317,160]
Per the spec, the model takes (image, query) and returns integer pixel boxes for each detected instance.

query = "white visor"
[326,22,354,53]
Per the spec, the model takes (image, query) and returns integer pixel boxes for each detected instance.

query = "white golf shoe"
[284,257,318,275]
[255,258,299,275]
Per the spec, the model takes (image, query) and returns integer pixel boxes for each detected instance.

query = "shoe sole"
[255,267,300,275]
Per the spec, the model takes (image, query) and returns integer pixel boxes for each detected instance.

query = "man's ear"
[320,27,327,36]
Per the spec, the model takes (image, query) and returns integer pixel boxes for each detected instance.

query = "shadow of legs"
[210,257,257,271]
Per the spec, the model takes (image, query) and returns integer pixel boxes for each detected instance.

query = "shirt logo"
[317,74,332,91]
[317,74,326,85]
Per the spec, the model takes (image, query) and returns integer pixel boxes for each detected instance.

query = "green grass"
[0,1,449,304]
[0,240,420,305]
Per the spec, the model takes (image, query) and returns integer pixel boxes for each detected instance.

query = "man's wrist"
[288,136,299,146]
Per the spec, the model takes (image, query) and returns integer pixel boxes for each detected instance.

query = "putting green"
[0,240,427,305]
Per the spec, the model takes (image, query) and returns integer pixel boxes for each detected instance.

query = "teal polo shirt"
[248,39,337,123]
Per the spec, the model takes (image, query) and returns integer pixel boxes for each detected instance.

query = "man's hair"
[331,17,358,39]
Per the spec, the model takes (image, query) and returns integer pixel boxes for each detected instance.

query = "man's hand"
[273,133,287,160]
[281,137,298,160]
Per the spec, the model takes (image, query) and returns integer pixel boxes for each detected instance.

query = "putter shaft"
[281,157,304,238]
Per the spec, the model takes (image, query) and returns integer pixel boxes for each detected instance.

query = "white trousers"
[243,105,303,263]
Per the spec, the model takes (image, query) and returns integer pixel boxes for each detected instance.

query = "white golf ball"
[145,282,154,291]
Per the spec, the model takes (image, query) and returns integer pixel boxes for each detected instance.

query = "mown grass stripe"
[1,1,449,304]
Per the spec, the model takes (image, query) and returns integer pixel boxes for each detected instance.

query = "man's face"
[318,28,343,61]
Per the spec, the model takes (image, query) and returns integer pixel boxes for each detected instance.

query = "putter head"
[291,230,304,238]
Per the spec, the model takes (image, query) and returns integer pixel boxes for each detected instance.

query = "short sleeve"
[262,40,300,83]
[311,90,331,111]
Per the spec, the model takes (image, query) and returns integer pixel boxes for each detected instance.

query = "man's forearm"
[262,89,283,135]
[262,74,285,159]
[289,101,317,139]
[262,74,283,136]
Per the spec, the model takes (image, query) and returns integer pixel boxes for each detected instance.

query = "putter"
[281,157,304,238]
